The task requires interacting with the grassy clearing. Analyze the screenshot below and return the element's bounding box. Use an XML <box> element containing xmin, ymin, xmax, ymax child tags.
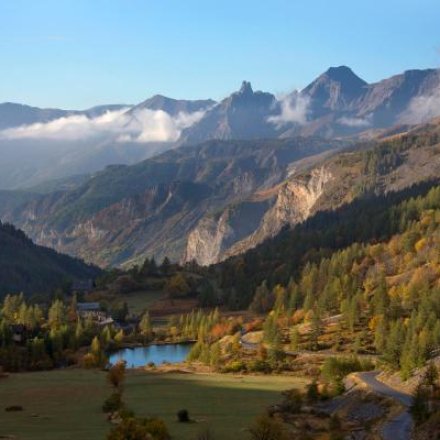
<box><xmin>122</xmin><ymin>290</ymin><xmax>165</xmax><ymax>315</ymax></box>
<box><xmin>0</xmin><ymin>369</ymin><xmax>307</xmax><ymax>440</ymax></box>
<box><xmin>86</xmin><ymin>288</ymin><xmax>165</xmax><ymax>316</ymax></box>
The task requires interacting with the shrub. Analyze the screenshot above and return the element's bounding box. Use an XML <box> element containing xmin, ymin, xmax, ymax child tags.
<box><xmin>306</xmin><ymin>381</ymin><xmax>319</xmax><ymax>402</ymax></box>
<box><xmin>247</xmin><ymin>359</ymin><xmax>272</xmax><ymax>373</ymax></box>
<box><xmin>177</xmin><ymin>409</ymin><xmax>190</xmax><ymax>422</ymax></box>
<box><xmin>143</xmin><ymin>417</ymin><xmax>170</xmax><ymax>440</ymax></box>
<box><xmin>107</xmin><ymin>416</ymin><xmax>170</xmax><ymax>439</ymax></box>
<box><xmin>221</xmin><ymin>360</ymin><xmax>247</xmax><ymax>373</ymax></box>
<box><xmin>248</xmin><ymin>414</ymin><xmax>288</xmax><ymax>440</ymax></box>
<box><xmin>280</xmin><ymin>389</ymin><xmax>303</xmax><ymax>413</ymax></box>
<box><xmin>81</xmin><ymin>353</ymin><xmax>100</xmax><ymax>369</ymax></box>
<box><xmin>5</xmin><ymin>405</ymin><xmax>23</xmax><ymax>412</ymax></box>
<box><xmin>102</xmin><ymin>392</ymin><xmax>124</xmax><ymax>413</ymax></box>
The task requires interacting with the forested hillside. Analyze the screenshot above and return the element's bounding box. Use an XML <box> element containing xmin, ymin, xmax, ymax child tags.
<box><xmin>0</xmin><ymin>222</ymin><xmax>100</xmax><ymax>297</ymax></box>
<box><xmin>213</xmin><ymin>181</ymin><xmax>440</xmax><ymax>377</ymax></box>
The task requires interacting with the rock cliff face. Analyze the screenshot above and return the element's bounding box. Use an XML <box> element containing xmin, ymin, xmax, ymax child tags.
<box><xmin>184</xmin><ymin>167</ymin><xmax>332</xmax><ymax>265</ymax></box>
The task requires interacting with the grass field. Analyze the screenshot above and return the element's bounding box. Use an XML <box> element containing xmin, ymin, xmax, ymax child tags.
<box><xmin>87</xmin><ymin>289</ymin><xmax>166</xmax><ymax>316</ymax></box>
<box><xmin>0</xmin><ymin>369</ymin><xmax>307</xmax><ymax>440</ymax></box>
<box><xmin>122</xmin><ymin>290</ymin><xmax>165</xmax><ymax>315</ymax></box>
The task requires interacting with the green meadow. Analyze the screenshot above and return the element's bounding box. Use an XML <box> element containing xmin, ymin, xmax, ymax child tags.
<box><xmin>0</xmin><ymin>369</ymin><xmax>306</xmax><ymax>440</ymax></box>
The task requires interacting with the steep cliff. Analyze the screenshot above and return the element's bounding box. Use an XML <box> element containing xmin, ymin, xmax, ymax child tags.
<box><xmin>184</xmin><ymin>167</ymin><xmax>332</xmax><ymax>265</ymax></box>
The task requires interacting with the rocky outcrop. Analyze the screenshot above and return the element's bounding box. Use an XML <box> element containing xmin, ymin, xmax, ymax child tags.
<box><xmin>184</xmin><ymin>167</ymin><xmax>332</xmax><ymax>265</ymax></box>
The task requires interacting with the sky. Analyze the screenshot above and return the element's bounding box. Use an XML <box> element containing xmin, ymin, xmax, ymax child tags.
<box><xmin>0</xmin><ymin>0</ymin><xmax>439</xmax><ymax>109</ymax></box>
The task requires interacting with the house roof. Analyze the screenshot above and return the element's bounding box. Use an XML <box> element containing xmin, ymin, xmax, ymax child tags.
<box><xmin>77</xmin><ymin>302</ymin><xmax>100</xmax><ymax>311</ymax></box>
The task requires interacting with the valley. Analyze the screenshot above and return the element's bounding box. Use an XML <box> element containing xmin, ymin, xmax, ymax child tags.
<box><xmin>2</xmin><ymin>15</ymin><xmax>440</xmax><ymax>436</ymax></box>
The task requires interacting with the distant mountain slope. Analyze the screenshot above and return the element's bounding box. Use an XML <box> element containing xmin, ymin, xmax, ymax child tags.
<box><xmin>0</xmin><ymin>97</ymin><xmax>213</xmax><ymax>190</ymax></box>
<box><xmin>0</xmin><ymin>137</ymin><xmax>343</xmax><ymax>266</ymax></box>
<box><xmin>0</xmin><ymin>102</ymin><xmax>130</xmax><ymax>130</ymax></box>
<box><xmin>293</xmin><ymin>66</ymin><xmax>440</xmax><ymax>137</ymax></box>
<box><xmin>179</xmin><ymin>81</ymin><xmax>279</xmax><ymax>144</ymax></box>
<box><xmin>128</xmin><ymin>95</ymin><xmax>215</xmax><ymax>116</ymax></box>
<box><xmin>0</xmin><ymin>221</ymin><xmax>100</xmax><ymax>297</ymax></box>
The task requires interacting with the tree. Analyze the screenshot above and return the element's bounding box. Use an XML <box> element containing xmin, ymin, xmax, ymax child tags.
<box><xmin>88</xmin><ymin>336</ymin><xmax>105</xmax><ymax>366</ymax></box>
<box><xmin>48</xmin><ymin>299</ymin><xmax>66</xmax><ymax>329</ymax></box>
<box><xmin>161</xmin><ymin>257</ymin><xmax>171</xmax><ymax>275</ymax></box>
<box><xmin>165</xmin><ymin>273</ymin><xmax>190</xmax><ymax>300</ymax></box>
<box><xmin>289</xmin><ymin>326</ymin><xmax>300</xmax><ymax>351</ymax></box>
<box><xmin>107</xmin><ymin>361</ymin><xmax>126</xmax><ymax>391</ymax></box>
<box><xmin>411</xmin><ymin>383</ymin><xmax>430</xmax><ymax>425</ymax></box>
<box><xmin>114</xmin><ymin>329</ymin><xmax>124</xmax><ymax>345</ymax></box>
<box><xmin>423</xmin><ymin>362</ymin><xmax>439</xmax><ymax>388</ymax></box>
<box><xmin>139</xmin><ymin>312</ymin><xmax>153</xmax><ymax>343</ymax></box>
<box><xmin>209</xmin><ymin>342</ymin><xmax>221</xmax><ymax>368</ymax></box>
<box><xmin>249</xmin><ymin>281</ymin><xmax>273</xmax><ymax>314</ymax></box>
<box><xmin>309</xmin><ymin>310</ymin><xmax>322</xmax><ymax>351</ymax></box>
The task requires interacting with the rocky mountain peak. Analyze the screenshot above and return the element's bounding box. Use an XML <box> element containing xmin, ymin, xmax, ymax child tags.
<box><xmin>324</xmin><ymin>66</ymin><xmax>367</xmax><ymax>86</ymax></box>
<box><xmin>301</xmin><ymin>65</ymin><xmax>367</xmax><ymax>116</ymax></box>
<box><xmin>238</xmin><ymin>81</ymin><xmax>254</xmax><ymax>96</ymax></box>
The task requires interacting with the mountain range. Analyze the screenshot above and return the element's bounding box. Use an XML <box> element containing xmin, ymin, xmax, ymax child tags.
<box><xmin>2</xmin><ymin>117</ymin><xmax>440</xmax><ymax>268</ymax></box>
<box><xmin>1</xmin><ymin>65</ymin><xmax>440</xmax><ymax>269</ymax></box>
<box><xmin>1</xmin><ymin>66</ymin><xmax>439</xmax><ymax>190</ymax></box>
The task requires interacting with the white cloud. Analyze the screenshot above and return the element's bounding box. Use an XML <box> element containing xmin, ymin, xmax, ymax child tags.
<box><xmin>0</xmin><ymin>108</ymin><xmax>206</xmax><ymax>143</ymax></box>
<box><xmin>268</xmin><ymin>92</ymin><xmax>310</xmax><ymax>127</ymax></box>
<box><xmin>338</xmin><ymin>115</ymin><xmax>372</xmax><ymax>128</ymax></box>
<box><xmin>399</xmin><ymin>88</ymin><xmax>440</xmax><ymax>124</ymax></box>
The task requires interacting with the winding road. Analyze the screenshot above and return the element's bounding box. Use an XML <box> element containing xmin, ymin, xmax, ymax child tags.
<box><xmin>356</xmin><ymin>371</ymin><xmax>413</xmax><ymax>440</ymax></box>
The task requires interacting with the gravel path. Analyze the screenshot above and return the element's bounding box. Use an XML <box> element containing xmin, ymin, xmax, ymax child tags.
<box><xmin>357</xmin><ymin>371</ymin><xmax>413</xmax><ymax>440</ymax></box>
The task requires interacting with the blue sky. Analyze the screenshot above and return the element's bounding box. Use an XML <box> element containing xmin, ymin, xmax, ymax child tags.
<box><xmin>1</xmin><ymin>0</ymin><xmax>439</xmax><ymax>109</ymax></box>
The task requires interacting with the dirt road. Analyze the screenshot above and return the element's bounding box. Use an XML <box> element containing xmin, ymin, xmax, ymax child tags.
<box><xmin>357</xmin><ymin>371</ymin><xmax>413</xmax><ymax>440</ymax></box>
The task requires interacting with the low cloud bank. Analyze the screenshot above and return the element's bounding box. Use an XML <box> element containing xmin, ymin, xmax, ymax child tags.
<box><xmin>338</xmin><ymin>115</ymin><xmax>372</xmax><ymax>128</ymax></box>
<box><xmin>268</xmin><ymin>92</ymin><xmax>310</xmax><ymax>127</ymax></box>
<box><xmin>0</xmin><ymin>108</ymin><xmax>206</xmax><ymax>143</ymax></box>
<box><xmin>399</xmin><ymin>88</ymin><xmax>440</xmax><ymax>124</ymax></box>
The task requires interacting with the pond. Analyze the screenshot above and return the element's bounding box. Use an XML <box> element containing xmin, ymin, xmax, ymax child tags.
<box><xmin>108</xmin><ymin>343</ymin><xmax>194</xmax><ymax>368</ymax></box>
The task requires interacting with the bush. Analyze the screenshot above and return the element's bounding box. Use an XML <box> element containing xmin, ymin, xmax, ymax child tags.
<box><xmin>280</xmin><ymin>389</ymin><xmax>303</xmax><ymax>413</ymax></box>
<box><xmin>81</xmin><ymin>353</ymin><xmax>100</xmax><ymax>369</ymax></box>
<box><xmin>248</xmin><ymin>414</ymin><xmax>288</xmax><ymax>440</ymax></box>
<box><xmin>102</xmin><ymin>392</ymin><xmax>124</xmax><ymax>413</ymax></box>
<box><xmin>142</xmin><ymin>417</ymin><xmax>170</xmax><ymax>440</ymax></box>
<box><xmin>5</xmin><ymin>405</ymin><xmax>23</xmax><ymax>412</ymax></box>
<box><xmin>221</xmin><ymin>360</ymin><xmax>247</xmax><ymax>373</ymax></box>
<box><xmin>177</xmin><ymin>409</ymin><xmax>190</xmax><ymax>422</ymax></box>
<box><xmin>306</xmin><ymin>381</ymin><xmax>319</xmax><ymax>402</ymax></box>
<box><xmin>247</xmin><ymin>359</ymin><xmax>272</xmax><ymax>373</ymax></box>
<box><xmin>107</xmin><ymin>416</ymin><xmax>170</xmax><ymax>440</ymax></box>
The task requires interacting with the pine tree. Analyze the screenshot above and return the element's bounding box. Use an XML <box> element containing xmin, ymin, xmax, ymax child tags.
<box><xmin>139</xmin><ymin>312</ymin><xmax>153</xmax><ymax>343</ymax></box>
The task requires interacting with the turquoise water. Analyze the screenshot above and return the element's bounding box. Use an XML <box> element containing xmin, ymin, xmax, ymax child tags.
<box><xmin>108</xmin><ymin>343</ymin><xmax>193</xmax><ymax>368</ymax></box>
